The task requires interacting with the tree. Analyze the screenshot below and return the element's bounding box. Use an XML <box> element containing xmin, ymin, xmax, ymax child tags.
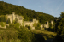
<box><xmin>18</xmin><ymin>27</ymin><xmax>34</xmax><ymax>42</ymax></box>
<box><xmin>0</xmin><ymin>1</ymin><xmax>54</xmax><ymax>24</ymax></box>
<box><xmin>55</xmin><ymin>12</ymin><xmax>64</xmax><ymax>35</ymax></box>
<box><xmin>60</xmin><ymin>12</ymin><xmax>64</xmax><ymax>18</ymax></box>
<box><xmin>35</xmin><ymin>23</ymin><xmax>41</xmax><ymax>30</ymax></box>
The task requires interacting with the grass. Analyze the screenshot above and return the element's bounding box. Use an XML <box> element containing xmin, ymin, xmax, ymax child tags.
<box><xmin>0</xmin><ymin>39</ymin><xmax>21</xmax><ymax>42</ymax></box>
<box><xmin>31</xmin><ymin>30</ymin><xmax>57</xmax><ymax>36</ymax></box>
<box><xmin>31</xmin><ymin>30</ymin><xmax>57</xmax><ymax>40</ymax></box>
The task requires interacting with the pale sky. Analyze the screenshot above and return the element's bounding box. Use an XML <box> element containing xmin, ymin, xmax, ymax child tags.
<box><xmin>0</xmin><ymin>0</ymin><xmax>64</xmax><ymax>17</ymax></box>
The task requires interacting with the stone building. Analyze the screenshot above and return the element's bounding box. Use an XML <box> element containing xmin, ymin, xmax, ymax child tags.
<box><xmin>24</xmin><ymin>18</ymin><xmax>38</xmax><ymax>30</ymax></box>
<box><xmin>6</xmin><ymin>12</ymin><xmax>38</xmax><ymax>30</ymax></box>
<box><xmin>6</xmin><ymin>12</ymin><xmax>24</xmax><ymax>26</ymax></box>
<box><xmin>0</xmin><ymin>12</ymin><xmax>53</xmax><ymax>30</ymax></box>
<box><xmin>41</xmin><ymin>21</ymin><xmax>53</xmax><ymax>30</ymax></box>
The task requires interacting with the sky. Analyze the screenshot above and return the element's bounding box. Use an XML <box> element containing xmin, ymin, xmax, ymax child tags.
<box><xmin>0</xmin><ymin>0</ymin><xmax>64</xmax><ymax>17</ymax></box>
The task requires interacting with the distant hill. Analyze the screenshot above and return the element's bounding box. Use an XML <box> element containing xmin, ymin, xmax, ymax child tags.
<box><xmin>0</xmin><ymin>1</ymin><xmax>54</xmax><ymax>24</ymax></box>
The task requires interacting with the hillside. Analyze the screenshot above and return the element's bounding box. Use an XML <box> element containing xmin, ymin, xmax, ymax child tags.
<box><xmin>0</xmin><ymin>1</ymin><xmax>54</xmax><ymax>24</ymax></box>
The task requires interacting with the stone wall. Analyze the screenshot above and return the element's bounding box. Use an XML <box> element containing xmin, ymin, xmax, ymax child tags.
<box><xmin>41</xmin><ymin>20</ymin><xmax>53</xmax><ymax>30</ymax></box>
<box><xmin>24</xmin><ymin>19</ymin><xmax>39</xmax><ymax>30</ymax></box>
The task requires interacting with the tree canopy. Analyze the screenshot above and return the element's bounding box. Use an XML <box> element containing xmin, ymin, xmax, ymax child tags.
<box><xmin>0</xmin><ymin>1</ymin><xmax>54</xmax><ymax>24</ymax></box>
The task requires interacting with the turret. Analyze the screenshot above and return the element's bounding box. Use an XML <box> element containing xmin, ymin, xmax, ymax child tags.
<box><xmin>51</xmin><ymin>20</ymin><xmax>53</xmax><ymax>25</ymax></box>
<box><xmin>51</xmin><ymin>20</ymin><xmax>53</xmax><ymax>28</ymax></box>
<box><xmin>46</xmin><ymin>21</ymin><xmax>49</xmax><ymax>28</ymax></box>
<box><xmin>12</xmin><ymin>12</ymin><xmax>15</xmax><ymax>23</ymax></box>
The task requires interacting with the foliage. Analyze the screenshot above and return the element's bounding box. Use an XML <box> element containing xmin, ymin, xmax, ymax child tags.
<box><xmin>9</xmin><ymin>23</ymin><xmax>20</xmax><ymax>30</ymax></box>
<box><xmin>0</xmin><ymin>15</ymin><xmax>6</xmax><ymax>22</ymax></box>
<box><xmin>49</xmin><ymin>23</ymin><xmax>53</xmax><ymax>29</ymax></box>
<box><xmin>46</xmin><ymin>23</ymin><xmax>54</xmax><ymax>32</ymax></box>
<box><xmin>14</xmin><ymin>18</ymin><xmax>18</xmax><ymax>24</ymax></box>
<box><xmin>18</xmin><ymin>26</ymin><xmax>35</xmax><ymax>42</ymax></box>
<box><xmin>0</xmin><ymin>30</ymin><xmax>18</xmax><ymax>40</ymax></box>
<box><xmin>0</xmin><ymin>25</ymin><xmax>36</xmax><ymax>42</ymax></box>
<box><xmin>0</xmin><ymin>39</ymin><xmax>21</xmax><ymax>42</ymax></box>
<box><xmin>25</xmin><ymin>25</ymin><xmax>30</xmax><ymax>30</ymax></box>
<box><xmin>60</xmin><ymin>12</ymin><xmax>64</xmax><ymax>18</ymax></box>
<box><xmin>0</xmin><ymin>1</ymin><xmax>54</xmax><ymax>24</ymax></box>
<box><xmin>54</xmin><ymin>12</ymin><xmax>64</xmax><ymax>35</ymax></box>
<box><xmin>35</xmin><ymin>23</ymin><xmax>41</xmax><ymax>30</ymax></box>
<box><xmin>0</xmin><ymin>22</ymin><xmax>6</xmax><ymax>27</ymax></box>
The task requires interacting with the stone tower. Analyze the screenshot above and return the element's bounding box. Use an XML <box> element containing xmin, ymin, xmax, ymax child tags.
<box><xmin>51</xmin><ymin>20</ymin><xmax>53</xmax><ymax>28</ymax></box>
<box><xmin>46</xmin><ymin>21</ymin><xmax>49</xmax><ymax>28</ymax></box>
<box><xmin>33</xmin><ymin>19</ymin><xmax>36</xmax><ymax>23</ymax></box>
<box><xmin>12</xmin><ymin>12</ymin><xmax>15</xmax><ymax>23</ymax></box>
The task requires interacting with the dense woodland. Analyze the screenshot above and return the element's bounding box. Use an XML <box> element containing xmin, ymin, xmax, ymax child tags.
<box><xmin>54</xmin><ymin>12</ymin><xmax>64</xmax><ymax>35</ymax></box>
<box><xmin>0</xmin><ymin>1</ymin><xmax>64</xmax><ymax>42</ymax></box>
<box><xmin>0</xmin><ymin>1</ymin><xmax>54</xmax><ymax>24</ymax></box>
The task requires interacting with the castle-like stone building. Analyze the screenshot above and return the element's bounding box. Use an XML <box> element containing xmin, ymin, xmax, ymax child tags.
<box><xmin>6</xmin><ymin>12</ymin><xmax>39</xmax><ymax>30</ymax></box>
<box><xmin>6</xmin><ymin>12</ymin><xmax>24</xmax><ymax>26</ymax></box>
<box><xmin>41</xmin><ymin>21</ymin><xmax>53</xmax><ymax>30</ymax></box>
<box><xmin>0</xmin><ymin>12</ymin><xmax>53</xmax><ymax>30</ymax></box>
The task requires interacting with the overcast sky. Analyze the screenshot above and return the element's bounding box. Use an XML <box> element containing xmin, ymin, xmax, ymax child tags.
<box><xmin>0</xmin><ymin>0</ymin><xmax>64</xmax><ymax>17</ymax></box>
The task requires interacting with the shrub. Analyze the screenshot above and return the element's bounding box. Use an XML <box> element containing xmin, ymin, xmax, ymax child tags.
<box><xmin>35</xmin><ymin>23</ymin><xmax>41</xmax><ymax>30</ymax></box>
<box><xmin>18</xmin><ymin>27</ymin><xmax>35</xmax><ymax>42</ymax></box>
<box><xmin>9</xmin><ymin>23</ymin><xmax>20</xmax><ymax>29</ymax></box>
<box><xmin>0</xmin><ymin>22</ymin><xmax>6</xmax><ymax>27</ymax></box>
<box><xmin>0</xmin><ymin>30</ymin><xmax>18</xmax><ymax>40</ymax></box>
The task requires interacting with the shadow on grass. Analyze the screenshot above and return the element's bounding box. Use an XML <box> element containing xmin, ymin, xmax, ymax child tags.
<box><xmin>45</xmin><ymin>28</ymin><xmax>54</xmax><ymax>32</ymax></box>
<box><xmin>34</xmin><ymin>34</ymin><xmax>45</xmax><ymax>42</ymax></box>
<box><xmin>53</xmin><ymin>35</ymin><xmax>63</xmax><ymax>42</ymax></box>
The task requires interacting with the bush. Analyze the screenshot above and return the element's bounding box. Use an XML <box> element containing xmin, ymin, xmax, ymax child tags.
<box><xmin>0</xmin><ymin>22</ymin><xmax>6</xmax><ymax>27</ymax></box>
<box><xmin>18</xmin><ymin>27</ymin><xmax>35</xmax><ymax>42</ymax></box>
<box><xmin>35</xmin><ymin>23</ymin><xmax>41</xmax><ymax>30</ymax></box>
<box><xmin>9</xmin><ymin>23</ymin><xmax>20</xmax><ymax>29</ymax></box>
<box><xmin>0</xmin><ymin>30</ymin><xmax>18</xmax><ymax>40</ymax></box>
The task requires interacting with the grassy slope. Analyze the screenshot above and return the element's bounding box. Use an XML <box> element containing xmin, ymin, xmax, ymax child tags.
<box><xmin>31</xmin><ymin>30</ymin><xmax>57</xmax><ymax>40</ymax></box>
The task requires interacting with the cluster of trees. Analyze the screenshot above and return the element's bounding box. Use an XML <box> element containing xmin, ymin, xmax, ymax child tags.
<box><xmin>0</xmin><ymin>1</ymin><xmax>54</xmax><ymax>24</ymax></box>
<box><xmin>54</xmin><ymin>12</ymin><xmax>64</xmax><ymax>35</ymax></box>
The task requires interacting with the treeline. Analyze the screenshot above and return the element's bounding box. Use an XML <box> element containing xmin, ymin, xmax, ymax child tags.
<box><xmin>0</xmin><ymin>1</ymin><xmax>54</xmax><ymax>24</ymax></box>
<box><xmin>54</xmin><ymin>12</ymin><xmax>64</xmax><ymax>36</ymax></box>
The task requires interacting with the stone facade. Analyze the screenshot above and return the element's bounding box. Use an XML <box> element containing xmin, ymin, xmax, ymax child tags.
<box><xmin>6</xmin><ymin>12</ymin><xmax>24</xmax><ymax>26</ymax></box>
<box><xmin>0</xmin><ymin>12</ymin><xmax>53</xmax><ymax>30</ymax></box>
<box><xmin>41</xmin><ymin>21</ymin><xmax>53</xmax><ymax>30</ymax></box>
<box><xmin>24</xmin><ymin>18</ymin><xmax>38</xmax><ymax>30</ymax></box>
<box><xmin>6</xmin><ymin>12</ymin><xmax>38</xmax><ymax>30</ymax></box>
